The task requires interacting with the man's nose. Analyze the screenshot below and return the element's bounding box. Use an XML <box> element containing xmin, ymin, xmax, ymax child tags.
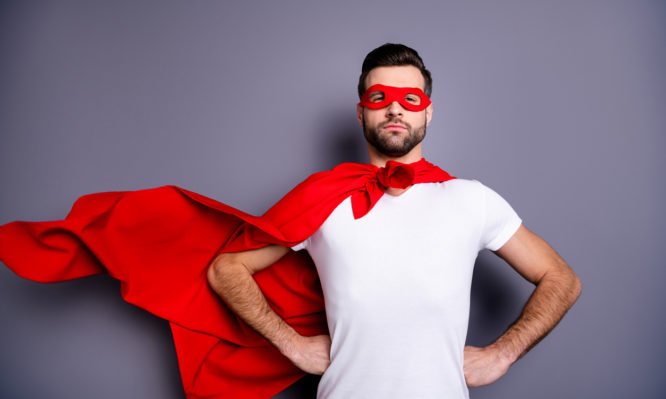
<box><xmin>386</xmin><ymin>101</ymin><xmax>403</xmax><ymax>117</ymax></box>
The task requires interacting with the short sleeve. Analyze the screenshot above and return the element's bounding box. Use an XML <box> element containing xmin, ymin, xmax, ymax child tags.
<box><xmin>478</xmin><ymin>182</ymin><xmax>522</xmax><ymax>251</ymax></box>
<box><xmin>291</xmin><ymin>238</ymin><xmax>309</xmax><ymax>252</ymax></box>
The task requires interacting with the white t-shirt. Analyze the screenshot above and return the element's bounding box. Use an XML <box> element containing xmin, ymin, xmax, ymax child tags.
<box><xmin>292</xmin><ymin>179</ymin><xmax>522</xmax><ymax>399</ymax></box>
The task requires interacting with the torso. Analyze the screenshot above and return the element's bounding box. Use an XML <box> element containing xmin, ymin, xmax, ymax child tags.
<box><xmin>295</xmin><ymin>179</ymin><xmax>520</xmax><ymax>399</ymax></box>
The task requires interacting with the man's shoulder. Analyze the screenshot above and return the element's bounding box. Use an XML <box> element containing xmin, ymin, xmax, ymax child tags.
<box><xmin>261</xmin><ymin>162</ymin><xmax>374</xmax><ymax>235</ymax></box>
<box><xmin>417</xmin><ymin>178</ymin><xmax>507</xmax><ymax>208</ymax></box>
<box><xmin>424</xmin><ymin>177</ymin><xmax>486</xmax><ymax>194</ymax></box>
<box><xmin>284</xmin><ymin>162</ymin><xmax>376</xmax><ymax>194</ymax></box>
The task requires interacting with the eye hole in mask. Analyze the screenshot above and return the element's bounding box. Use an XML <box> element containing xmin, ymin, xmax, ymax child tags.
<box><xmin>358</xmin><ymin>84</ymin><xmax>431</xmax><ymax>112</ymax></box>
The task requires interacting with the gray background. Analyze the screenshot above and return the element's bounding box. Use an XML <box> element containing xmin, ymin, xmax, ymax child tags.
<box><xmin>1</xmin><ymin>1</ymin><xmax>664</xmax><ymax>398</ymax></box>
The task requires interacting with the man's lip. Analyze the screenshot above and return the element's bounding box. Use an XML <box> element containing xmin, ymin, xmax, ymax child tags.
<box><xmin>383</xmin><ymin>124</ymin><xmax>406</xmax><ymax>130</ymax></box>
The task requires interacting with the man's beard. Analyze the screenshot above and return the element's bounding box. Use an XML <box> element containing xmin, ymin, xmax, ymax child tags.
<box><xmin>363</xmin><ymin>117</ymin><xmax>426</xmax><ymax>157</ymax></box>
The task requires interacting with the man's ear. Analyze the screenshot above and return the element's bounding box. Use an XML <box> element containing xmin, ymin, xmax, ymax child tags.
<box><xmin>425</xmin><ymin>104</ymin><xmax>433</xmax><ymax>126</ymax></box>
<box><xmin>356</xmin><ymin>104</ymin><xmax>364</xmax><ymax>127</ymax></box>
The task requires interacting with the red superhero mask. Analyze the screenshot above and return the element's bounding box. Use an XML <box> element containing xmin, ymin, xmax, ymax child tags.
<box><xmin>358</xmin><ymin>84</ymin><xmax>431</xmax><ymax>112</ymax></box>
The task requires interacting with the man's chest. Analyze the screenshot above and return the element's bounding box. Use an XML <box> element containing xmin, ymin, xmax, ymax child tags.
<box><xmin>305</xmin><ymin>182</ymin><xmax>485</xmax><ymax>309</ymax></box>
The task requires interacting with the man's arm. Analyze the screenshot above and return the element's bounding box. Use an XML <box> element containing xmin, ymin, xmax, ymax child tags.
<box><xmin>207</xmin><ymin>245</ymin><xmax>331</xmax><ymax>375</ymax></box>
<box><xmin>463</xmin><ymin>224</ymin><xmax>582</xmax><ymax>387</ymax></box>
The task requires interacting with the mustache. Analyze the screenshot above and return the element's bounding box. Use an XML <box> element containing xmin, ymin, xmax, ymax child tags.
<box><xmin>379</xmin><ymin>118</ymin><xmax>412</xmax><ymax>129</ymax></box>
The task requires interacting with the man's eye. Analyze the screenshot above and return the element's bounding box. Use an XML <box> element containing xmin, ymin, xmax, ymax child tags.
<box><xmin>405</xmin><ymin>94</ymin><xmax>421</xmax><ymax>104</ymax></box>
<box><xmin>370</xmin><ymin>92</ymin><xmax>385</xmax><ymax>102</ymax></box>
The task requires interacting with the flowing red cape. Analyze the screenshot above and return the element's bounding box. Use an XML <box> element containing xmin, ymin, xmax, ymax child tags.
<box><xmin>0</xmin><ymin>159</ymin><xmax>454</xmax><ymax>398</ymax></box>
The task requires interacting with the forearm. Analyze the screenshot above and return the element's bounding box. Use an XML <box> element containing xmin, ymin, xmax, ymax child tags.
<box><xmin>492</xmin><ymin>263</ymin><xmax>581</xmax><ymax>362</ymax></box>
<box><xmin>207</xmin><ymin>253</ymin><xmax>298</xmax><ymax>354</ymax></box>
<box><xmin>464</xmin><ymin>225</ymin><xmax>581</xmax><ymax>387</ymax></box>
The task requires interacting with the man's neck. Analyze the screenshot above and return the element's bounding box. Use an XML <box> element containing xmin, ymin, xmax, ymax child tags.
<box><xmin>367</xmin><ymin>144</ymin><xmax>423</xmax><ymax>168</ymax></box>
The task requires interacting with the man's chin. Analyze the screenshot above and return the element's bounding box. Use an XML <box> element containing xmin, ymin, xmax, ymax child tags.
<box><xmin>369</xmin><ymin>142</ymin><xmax>412</xmax><ymax>158</ymax></box>
<box><xmin>364</xmin><ymin>126</ymin><xmax>425</xmax><ymax>158</ymax></box>
<box><xmin>381</xmin><ymin>128</ymin><xmax>409</xmax><ymax>137</ymax></box>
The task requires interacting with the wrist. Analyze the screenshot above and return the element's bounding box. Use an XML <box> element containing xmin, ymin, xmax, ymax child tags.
<box><xmin>274</xmin><ymin>329</ymin><xmax>304</xmax><ymax>358</ymax></box>
<box><xmin>488</xmin><ymin>340</ymin><xmax>520</xmax><ymax>366</ymax></box>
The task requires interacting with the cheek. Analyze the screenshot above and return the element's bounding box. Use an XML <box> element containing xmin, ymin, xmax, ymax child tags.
<box><xmin>403</xmin><ymin>113</ymin><xmax>426</xmax><ymax>127</ymax></box>
<box><xmin>356</xmin><ymin>105</ymin><xmax>365</xmax><ymax>125</ymax></box>
<box><xmin>362</xmin><ymin>109</ymin><xmax>382</xmax><ymax>126</ymax></box>
<box><xmin>420</xmin><ymin>111</ymin><xmax>430</xmax><ymax>125</ymax></box>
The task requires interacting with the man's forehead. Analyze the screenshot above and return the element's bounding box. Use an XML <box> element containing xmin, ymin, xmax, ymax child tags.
<box><xmin>364</xmin><ymin>65</ymin><xmax>425</xmax><ymax>91</ymax></box>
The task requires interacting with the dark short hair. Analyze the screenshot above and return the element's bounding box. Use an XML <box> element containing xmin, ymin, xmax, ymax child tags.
<box><xmin>357</xmin><ymin>43</ymin><xmax>433</xmax><ymax>98</ymax></box>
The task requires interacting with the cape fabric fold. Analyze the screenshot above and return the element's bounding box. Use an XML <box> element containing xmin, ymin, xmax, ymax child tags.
<box><xmin>0</xmin><ymin>159</ymin><xmax>454</xmax><ymax>398</ymax></box>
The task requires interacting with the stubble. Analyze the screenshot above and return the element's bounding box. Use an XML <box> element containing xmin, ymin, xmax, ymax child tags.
<box><xmin>363</xmin><ymin>117</ymin><xmax>427</xmax><ymax>157</ymax></box>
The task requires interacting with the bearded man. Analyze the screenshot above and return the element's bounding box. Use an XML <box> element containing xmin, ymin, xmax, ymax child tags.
<box><xmin>207</xmin><ymin>43</ymin><xmax>582</xmax><ymax>399</ymax></box>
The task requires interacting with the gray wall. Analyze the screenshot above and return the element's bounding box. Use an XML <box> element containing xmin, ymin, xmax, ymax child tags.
<box><xmin>1</xmin><ymin>1</ymin><xmax>664</xmax><ymax>398</ymax></box>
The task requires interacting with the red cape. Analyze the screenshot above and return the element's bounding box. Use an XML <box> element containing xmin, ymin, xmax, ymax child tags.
<box><xmin>0</xmin><ymin>159</ymin><xmax>454</xmax><ymax>399</ymax></box>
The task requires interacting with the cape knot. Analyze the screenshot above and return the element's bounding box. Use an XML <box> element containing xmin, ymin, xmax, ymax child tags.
<box><xmin>375</xmin><ymin>161</ymin><xmax>416</xmax><ymax>189</ymax></box>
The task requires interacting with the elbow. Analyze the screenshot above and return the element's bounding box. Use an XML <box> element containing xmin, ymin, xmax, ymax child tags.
<box><xmin>558</xmin><ymin>260</ymin><xmax>582</xmax><ymax>305</ymax></box>
<box><xmin>545</xmin><ymin>259</ymin><xmax>582</xmax><ymax>305</ymax></box>
<box><xmin>207</xmin><ymin>253</ymin><xmax>239</xmax><ymax>289</ymax></box>
<box><xmin>570</xmin><ymin>271</ymin><xmax>582</xmax><ymax>303</ymax></box>
<box><xmin>207</xmin><ymin>255</ymin><xmax>223</xmax><ymax>289</ymax></box>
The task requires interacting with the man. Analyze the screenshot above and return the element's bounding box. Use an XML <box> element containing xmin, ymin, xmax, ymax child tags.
<box><xmin>207</xmin><ymin>43</ymin><xmax>582</xmax><ymax>398</ymax></box>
